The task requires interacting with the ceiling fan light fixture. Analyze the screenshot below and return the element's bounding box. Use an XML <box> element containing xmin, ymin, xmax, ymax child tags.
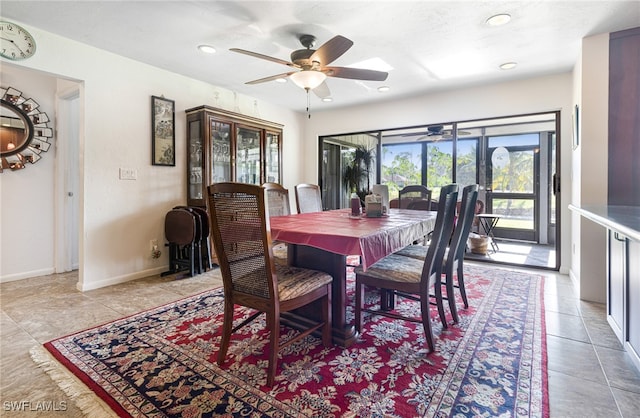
<box><xmin>290</xmin><ymin>70</ymin><xmax>327</xmax><ymax>90</ymax></box>
<box><xmin>486</xmin><ymin>14</ymin><xmax>511</xmax><ymax>26</ymax></box>
<box><xmin>197</xmin><ymin>44</ymin><xmax>216</xmax><ymax>54</ymax></box>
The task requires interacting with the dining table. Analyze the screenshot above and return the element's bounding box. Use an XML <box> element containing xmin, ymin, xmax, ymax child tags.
<box><xmin>270</xmin><ymin>208</ymin><xmax>437</xmax><ymax>347</ymax></box>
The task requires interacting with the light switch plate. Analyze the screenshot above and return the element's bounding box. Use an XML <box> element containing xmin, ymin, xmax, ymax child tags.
<box><xmin>119</xmin><ymin>168</ymin><xmax>137</xmax><ymax>180</ymax></box>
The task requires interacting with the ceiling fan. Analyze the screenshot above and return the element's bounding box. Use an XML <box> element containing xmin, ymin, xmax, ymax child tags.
<box><xmin>230</xmin><ymin>34</ymin><xmax>388</xmax><ymax>99</ymax></box>
<box><xmin>402</xmin><ymin>125</ymin><xmax>472</xmax><ymax>141</ymax></box>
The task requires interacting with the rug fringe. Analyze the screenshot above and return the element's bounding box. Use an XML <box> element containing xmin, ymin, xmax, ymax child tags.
<box><xmin>29</xmin><ymin>345</ymin><xmax>118</xmax><ymax>418</ymax></box>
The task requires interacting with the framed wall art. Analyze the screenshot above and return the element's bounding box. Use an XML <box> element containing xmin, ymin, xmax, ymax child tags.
<box><xmin>152</xmin><ymin>95</ymin><xmax>175</xmax><ymax>166</ymax></box>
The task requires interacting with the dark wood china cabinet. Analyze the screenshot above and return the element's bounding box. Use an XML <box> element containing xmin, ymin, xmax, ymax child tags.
<box><xmin>185</xmin><ymin>106</ymin><xmax>283</xmax><ymax>207</ymax></box>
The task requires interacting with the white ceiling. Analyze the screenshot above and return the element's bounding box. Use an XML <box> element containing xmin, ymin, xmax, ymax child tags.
<box><xmin>2</xmin><ymin>1</ymin><xmax>639</xmax><ymax>112</ymax></box>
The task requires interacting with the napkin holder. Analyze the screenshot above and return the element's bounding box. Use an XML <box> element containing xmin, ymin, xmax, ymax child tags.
<box><xmin>365</xmin><ymin>194</ymin><xmax>383</xmax><ymax>218</ymax></box>
<box><xmin>371</xmin><ymin>184</ymin><xmax>389</xmax><ymax>214</ymax></box>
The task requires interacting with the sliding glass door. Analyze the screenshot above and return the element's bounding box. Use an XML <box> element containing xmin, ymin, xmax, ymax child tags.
<box><xmin>319</xmin><ymin>111</ymin><xmax>560</xmax><ymax>270</ymax></box>
<box><xmin>320</xmin><ymin>134</ymin><xmax>378</xmax><ymax>210</ymax></box>
<box><xmin>485</xmin><ymin>135</ymin><xmax>540</xmax><ymax>242</ymax></box>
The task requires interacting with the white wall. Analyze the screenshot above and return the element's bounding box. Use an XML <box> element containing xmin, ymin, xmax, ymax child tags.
<box><xmin>570</xmin><ymin>43</ymin><xmax>583</xmax><ymax>290</ymax></box>
<box><xmin>574</xmin><ymin>33</ymin><xmax>610</xmax><ymax>303</ymax></box>
<box><xmin>305</xmin><ymin>74</ymin><xmax>574</xmax><ymax>273</ymax></box>
<box><xmin>0</xmin><ymin>66</ymin><xmax>57</xmax><ymax>279</ymax></box>
<box><xmin>0</xmin><ymin>21</ymin><xmax>305</xmax><ymax>290</ymax></box>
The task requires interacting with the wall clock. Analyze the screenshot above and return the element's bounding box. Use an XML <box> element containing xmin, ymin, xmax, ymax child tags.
<box><xmin>0</xmin><ymin>21</ymin><xmax>36</xmax><ymax>61</ymax></box>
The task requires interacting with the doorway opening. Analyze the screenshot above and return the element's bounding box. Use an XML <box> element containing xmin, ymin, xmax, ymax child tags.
<box><xmin>55</xmin><ymin>86</ymin><xmax>81</xmax><ymax>274</ymax></box>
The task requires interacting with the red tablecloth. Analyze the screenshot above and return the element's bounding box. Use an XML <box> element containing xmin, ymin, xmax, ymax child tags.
<box><xmin>270</xmin><ymin>208</ymin><xmax>436</xmax><ymax>270</ymax></box>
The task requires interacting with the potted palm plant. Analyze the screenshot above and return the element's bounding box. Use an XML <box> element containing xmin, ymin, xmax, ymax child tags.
<box><xmin>342</xmin><ymin>145</ymin><xmax>374</xmax><ymax>204</ymax></box>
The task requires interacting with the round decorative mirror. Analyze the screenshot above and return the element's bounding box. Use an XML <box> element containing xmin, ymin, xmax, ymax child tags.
<box><xmin>0</xmin><ymin>87</ymin><xmax>52</xmax><ymax>172</ymax></box>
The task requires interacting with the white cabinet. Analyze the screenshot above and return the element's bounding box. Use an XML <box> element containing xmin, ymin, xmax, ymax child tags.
<box><xmin>607</xmin><ymin>230</ymin><xmax>640</xmax><ymax>371</ymax></box>
<box><xmin>608</xmin><ymin>230</ymin><xmax>626</xmax><ymax>340</ymax></box>
<box><xmin>627</xmin><ymin>239</ymin><xmax>640</xmax><ymax>367</ymax></box>
<box><xmin>570</xmin><ymin>205</ymin><xmax>640</xmax><ymax>373</ymax></box>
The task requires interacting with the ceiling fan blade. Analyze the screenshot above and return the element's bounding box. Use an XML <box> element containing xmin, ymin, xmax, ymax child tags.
<box><xmin>323</xmin><ymin>66</ymin><xmax>388</xmax><ymax>81</ymax></box>
<box><xmin>245</xmin><ymin>72</ymin><xmax>296</xmax><ymax>85</ymax></box>
<box><xmin>310</xmin><ymin>35</ymin><xmax>353</xmax><ymax>65</ymax></box>
<box><xmin>313</xmin><ymin>81</ymin><xmax>331</xmax><ymax>99</ymax></box>
<box><xmin>230</xmin><ymin>48</ymin><xmax>298</xmax><ymax>68</ymax></box>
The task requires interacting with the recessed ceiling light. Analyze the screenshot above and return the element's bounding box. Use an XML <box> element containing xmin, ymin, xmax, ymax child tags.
<box><xmin>275</xmin><ymin>78</ymin><xmax>287</xmax><ymax>83</ymax></box>
<box><xmin>499</xmin><ymin>62</ymin><xmax>517</xmax><ymax>70</ymax></box>
<box><xmin>378</xmin><ymin>86</ymin><xmax>390</xmax><ymax>92</ymax></box>
<box><xmin>486</xmin><ymin>14</ymin><xmax>511</xmax><ymax>26</ymax></box>
<box><xmin>197</xmin><ymin>44</ymin><xmax>216</xmax><ymax>54</ymax></box>
<box><xmin>322</xmin><ymin>97</ymin><xmax>333</xmax><ymax>102</ymax></box>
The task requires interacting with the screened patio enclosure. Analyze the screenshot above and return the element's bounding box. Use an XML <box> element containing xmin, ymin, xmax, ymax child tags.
<box><xmin>319</xmin><ymin>112</ymin><xmax>559</xmax><ymax>270</ymax></box>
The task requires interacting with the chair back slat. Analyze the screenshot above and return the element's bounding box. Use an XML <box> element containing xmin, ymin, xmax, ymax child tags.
<box><xmin>208</xmin><ymin>183</ymin><xmax>275</xmax><ymax>300</ymax></box>
<box><xmin>420</xmin><ymin>184</ymin><xmax>458</xmax><ymax>288</ymax></box>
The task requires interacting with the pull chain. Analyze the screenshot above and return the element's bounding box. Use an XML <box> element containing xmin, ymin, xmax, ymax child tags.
<box><xmin>305</xmin><ymin>88</ymin><xmax>311</xmax><ymax>119</ymax></box>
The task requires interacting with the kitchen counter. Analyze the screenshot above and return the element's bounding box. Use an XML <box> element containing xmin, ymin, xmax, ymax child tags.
<box><xmin>568</xmin><ymin>205</ymin><xmax>640</xmax><ymax>240</ymax></box>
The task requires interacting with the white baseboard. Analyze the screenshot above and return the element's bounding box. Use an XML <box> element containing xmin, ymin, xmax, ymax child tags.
<box><xmin>0</xmin><ymin>268</ymin><xmax>56</xmax><ymax>283</ymax></box>
<box><xmin>77</xmin><ymin>266</ymin><xmax>168</xmax><ymax>291</ymax></box>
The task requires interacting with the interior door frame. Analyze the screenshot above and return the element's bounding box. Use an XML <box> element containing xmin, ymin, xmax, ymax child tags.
<box><xmin>55</xmin><ymin>84</ymin><xmax>82</xmax><ymax>274</ymax></box>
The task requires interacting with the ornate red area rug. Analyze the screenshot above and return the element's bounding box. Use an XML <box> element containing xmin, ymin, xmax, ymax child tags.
<box><xmin>36</xmin><ymin>265</ymin><xmax>548</xmax><ymax>417</ymax></box>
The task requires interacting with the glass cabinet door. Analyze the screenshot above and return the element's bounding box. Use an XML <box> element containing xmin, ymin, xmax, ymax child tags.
<box><xmin>188</xmin><ymin>119</ymin><xmax>203</xmax><ymax>201</ymax></box>
<box><xmin>265</xmin><ymin>131</ymin><xmax>281</xmax><ymax>183</ymax></box>
<box><xmin>236</xmin><ymin>125</ymin><xmax>262</xmax><ymax>184</ymax></box>
<box><xmin>210</xmin><ymin>119</ymin><xmax>232</xmax><ymax>183</ymax></box>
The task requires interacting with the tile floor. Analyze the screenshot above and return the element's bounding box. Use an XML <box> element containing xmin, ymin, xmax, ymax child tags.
<box><xmin>466</xmin><ymin>240</ymin><xmax>557</xmax><ymax>269</ymax></box>
<box><xmin>1</xmin><ymin>263</ymin><xmax>640</xmax><ymax>417</ymax></box>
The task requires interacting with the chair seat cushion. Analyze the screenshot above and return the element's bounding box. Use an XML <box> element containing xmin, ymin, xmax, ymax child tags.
<box><xmin>395</xmin><ymin>244</ymin><xmax>450</xmax><ymax>262</ymax></box>
<box><xmin>394</xmin><ymin>244</ymin><xmax>428</xmax><ymax>260</ymax></box>
<box><xmin>354</xmin><ymin>253</ymin><xmax>424</xmax><ymax>285</ymax></box>
<box><xmin>276</xmin><ymin>264</ymin><xmax>332</xmax><ymax>301</ymax></box>
<box><xmin>272</xmin><ymin>242</ymin><xmax>288</xmax><ymax>260</ymax></box>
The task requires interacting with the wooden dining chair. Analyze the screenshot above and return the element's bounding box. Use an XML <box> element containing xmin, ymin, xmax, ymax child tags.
<box><xmin>354</xmin><ymin>183</ymin><xmax>459</xmax><ymax>352</ymax></box>
<box><xmin>400</xmin><ymin>185</ymin><xmax>435</xmax><ymax>244</ymax></box>
<box><xmin>207</xmin><ymin>182</ymin><xmax>333</xmax><ymax>387</ymax></box>
<box><xmin>398</xmin><ymin>185</ymin><xmax>432</xmax><ymax>209</ymax></box>
<box><xmin>394</xmin><ymin>184</ymin><xmax>479</xmax><ymax>324</ymax></box>
<box><xmin>295</xmin><ymin>183</ymin><xmax>323</xmax><ymax>213</ymax></box>
<box><xmin>262</xmin><ymin>182</ymin><xmax>291</xmax><ymax>261</ymax></box>
<box><xmin>263</xmin><ymin>182</ymin><xmax>291</xmax><ymax>217</ymax></box>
